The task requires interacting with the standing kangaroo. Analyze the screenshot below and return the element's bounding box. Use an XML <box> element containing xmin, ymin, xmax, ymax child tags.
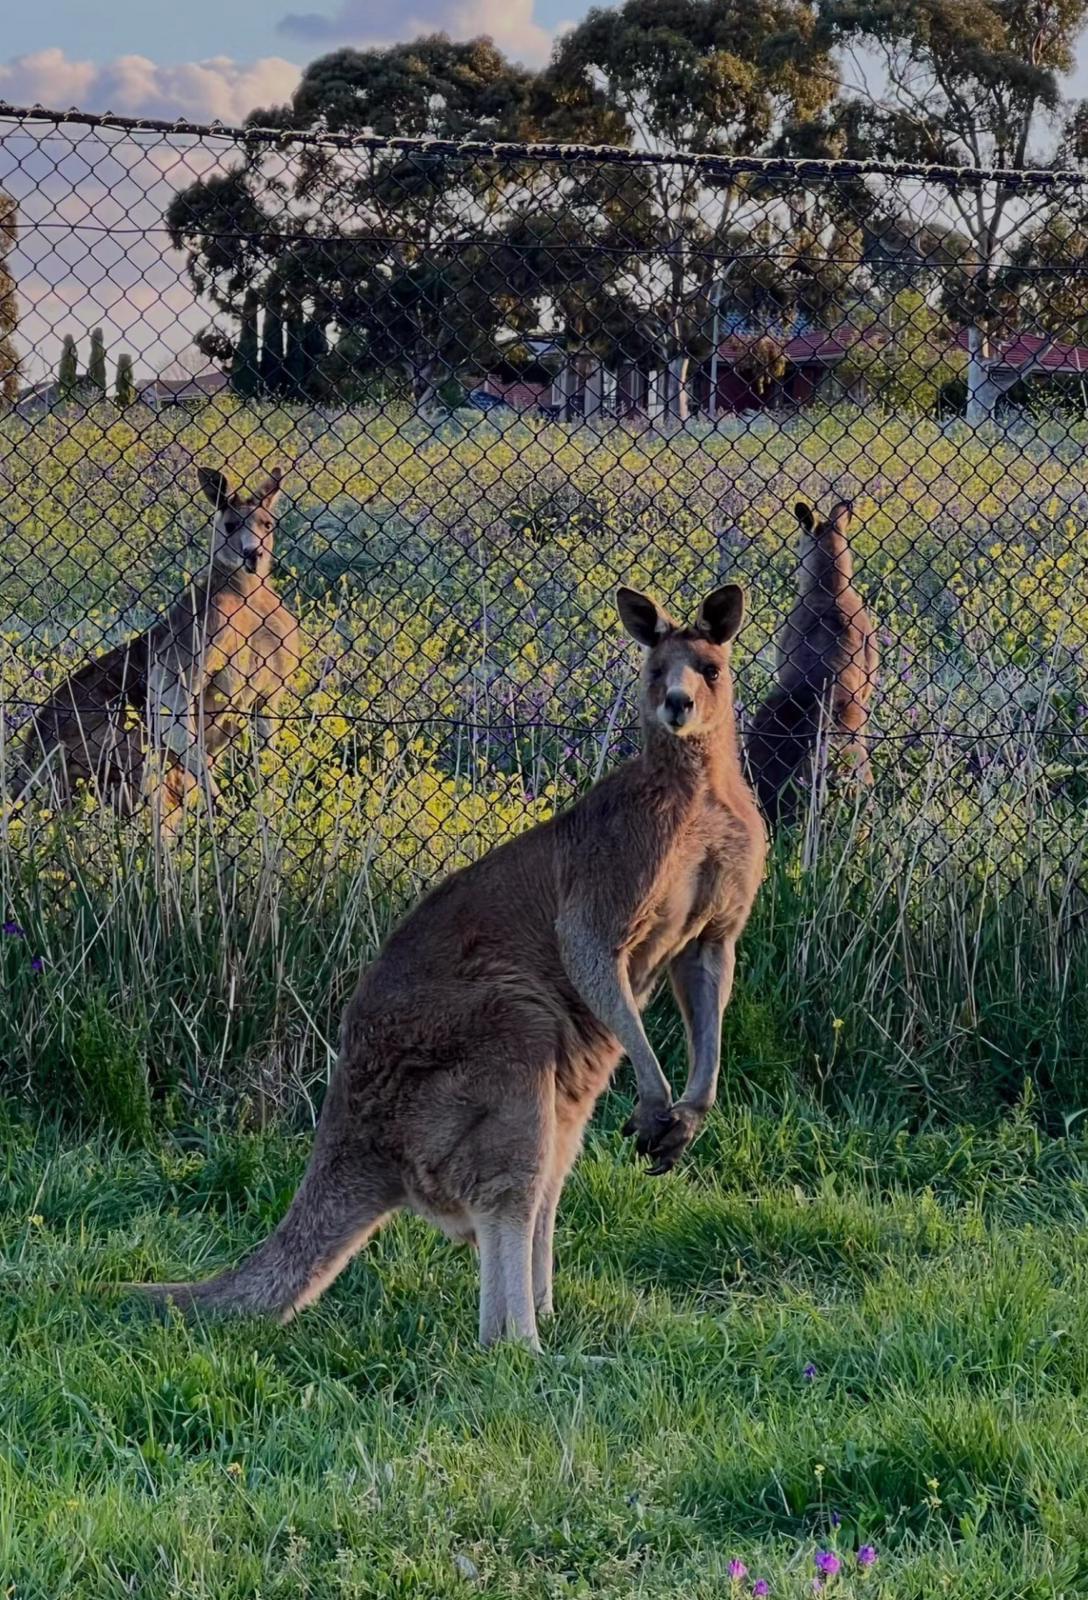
<box><xmin>11</xmin><ymin>466</ymin><xmax>299</xmax><ymax>819</ymax></box>
<box><xmin>746</xmin><ymin>500</ymin><xmax>878</xmax><ymax>826</ymax></box>
<box><xmin>133</xmin><ymin>583</ymin><xmax>766</xmax><ymax>1350</ymax></box>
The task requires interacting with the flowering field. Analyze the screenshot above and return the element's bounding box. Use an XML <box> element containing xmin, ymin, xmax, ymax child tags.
<box><xmin>1</xmin><ymin>399</ymin><xmax>1088</xmax><ymax>1595</ymax></box>
<box><xmin>1</xmin><ymin>396</ymin><xmax>1086</xmax><ymax>1120</ymax></box>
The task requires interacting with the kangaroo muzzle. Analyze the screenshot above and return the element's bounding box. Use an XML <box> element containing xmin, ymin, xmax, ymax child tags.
<box><xmin>660</xmin><ymin>687</ymin><xmax>695</xmax><ymax>731</ymax></box>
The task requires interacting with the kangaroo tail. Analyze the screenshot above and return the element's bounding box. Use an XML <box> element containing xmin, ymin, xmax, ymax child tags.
<box><xmin>745</xmin><ymin>686</ymin><xmax>824</xmax><ymax>827</ymax></box>
<box><xmin>128</xmin><ymin>1142</ymin><xmax>397</xmax><ymax>1322</ymax></box>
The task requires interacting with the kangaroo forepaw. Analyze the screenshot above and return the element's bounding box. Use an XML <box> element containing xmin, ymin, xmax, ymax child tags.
<box><xmin>621</xmin><ymin>1099</ymin><xmax>675</xmax><ymax>1157</ymax></box>
<box><xmin>641</xmin><ymin>1102</ymin><xmax>707</xmax><ymax>1175</ymax></box>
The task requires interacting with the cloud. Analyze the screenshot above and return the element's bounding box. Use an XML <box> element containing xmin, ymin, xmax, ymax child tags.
<box><xmin>0</xmin><ymin>48</ymin><xmax>301</xmax><ymax>125</ymax></box>
<box><xmin>0</xmin><ymin>117</ymin><xmax>241</xmax><ymax>382</ymax></box>
<box><xmin>278</xmin><ymin>0</ymin><xmax>556</xmax><ymax>67</ymax></box>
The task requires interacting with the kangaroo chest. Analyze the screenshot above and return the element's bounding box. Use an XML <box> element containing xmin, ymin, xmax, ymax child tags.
<box><xmin>628</xmin><ymin>810</ymin><xmax>748</xmax><ymax>994</ymax></box>
<box><xmin>201</xmin><ymin>590</ymin><xmax>297</xmax><ymax>705</ymax></box>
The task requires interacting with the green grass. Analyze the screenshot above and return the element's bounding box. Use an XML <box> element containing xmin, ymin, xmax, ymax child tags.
<box><xmin>4</xmin><ymin>1093</ymin><xmax>1088</xmax><ymax>1597</ymax></box>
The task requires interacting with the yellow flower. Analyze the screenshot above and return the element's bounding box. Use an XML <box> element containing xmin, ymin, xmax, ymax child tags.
<box><xmin>832</xmin><ymin>1017</ymin><xmax>845</xmax><ymax>1032</ymax></box>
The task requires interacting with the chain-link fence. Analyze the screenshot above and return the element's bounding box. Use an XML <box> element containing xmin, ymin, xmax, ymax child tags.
<box><xmin>2</xmin><ymin>104</ymin><xmax>1088</xmax><ymax>1113</ymax></box>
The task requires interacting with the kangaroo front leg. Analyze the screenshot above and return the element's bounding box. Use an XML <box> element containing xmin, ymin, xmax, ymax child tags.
<box><xmin>556</xmin><ymin>909</ymin><xmax>673</xmax><ymax>1152</ymax></box>
<box><xmin>645</xmin><ymin>936</ymin><xmax>736</xmax><ymax>1174</ymax></box>
<box><xmin>149</xmin><ymin>664</ymin><xmax>203</xmax><ymax>780</ymax></box>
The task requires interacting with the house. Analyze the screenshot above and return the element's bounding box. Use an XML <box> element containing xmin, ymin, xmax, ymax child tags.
<box><xmin>480</xmin><ymin>334</ymin><xmax>657</xmax><ymax>421</ymax></box>
<box><xmin>953</xmin><ymin>329</ymin><xmax>1088</xmax><ymax>383</ymax></box>
<box><xmin>14</xmin><ymin>379</ymin><xmax>61</xmax><ymax>416</ymax></box>
<box><xmin>479</xmin><ymin>320</ymin><xmax>889</xmax><ymax>422</ymax></box>
<box><xmin>138</xmin><ymin>371</ymin><xmax>230</xmax><ymax>409</ymax></box>
<box><xmin>696</xmin><ymin>325</ymin><xmax>885</xmax><ymax>416</ymax></box>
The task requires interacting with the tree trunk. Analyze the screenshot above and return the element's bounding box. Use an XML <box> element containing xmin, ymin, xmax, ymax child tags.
<box><xmin>965</xmin><ymin>323</ymin><xmax>1021</xmax><ymax>426</ymax></box>
<box><xmin>965</xmin><ymin>323</ymin><xmax>993</xmax><ymax>427</ymax></box>
<box><xmin>584</xmin><ymin>360</ymin><xmax>604</xmax><ymax>420</ymax></box>
<box><xmin>664</xmin><ymin>353</ymin><xmax>691</xmax><ymax>423</ymax></box>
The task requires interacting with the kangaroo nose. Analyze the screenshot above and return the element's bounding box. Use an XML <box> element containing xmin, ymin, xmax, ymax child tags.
<box><xmin>663</xmin><ymin>688</ymin><xmax>694</xmax><ymax>726</ymax></box>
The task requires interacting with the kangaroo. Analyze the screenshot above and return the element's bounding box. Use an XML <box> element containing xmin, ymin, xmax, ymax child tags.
<box><xmin>10</xmin><ymin>465</ymin><xmax>299</xmax><ymax>819</ymax></box>
<box><xmin>130</xmin><ymin>583</ymin><xmax>766</xmax><ymax>1350</ymax></box>
<box><xmin>746</xmin><ymin>500</ymin><xmax>878</xmax><ymax>826</ymax></box>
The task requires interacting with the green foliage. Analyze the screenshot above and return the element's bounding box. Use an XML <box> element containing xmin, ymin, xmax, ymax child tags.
<box><xmin>231</xmin><ymin>292</ymin><xmax>260</xmax><ymax>399</ymax></box>
<box><xmin>86</xmin><ymin>328</ymin><xmax>107</xmax><ymax>393</ymax></box>
<box><xmin>113</xmin><ymin>353</ymin><xmax>136</xmax><ymax>408</ymax></box>
<box><xmin>0</xmin><ymin>188</ymin><xmax>17</xmax><ymax>404</ymax></box>
<box><xmin>259</xmin><ymin>300</ymin><xmax>284</xmax><ymax>393</ymax></box>
<box><xmin>57</xmin><ymin>333</ymin><xmax>79</xmax><ymax>398</ymax></box>
<box><xmin>68</xmin><ymin>992</ymin><xmax>153</xmax><ymax>1144</ymax></box>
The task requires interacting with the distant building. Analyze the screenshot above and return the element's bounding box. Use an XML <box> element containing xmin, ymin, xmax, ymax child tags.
<box><xmin>138</xmin><ymin>371</ymin><xmax>230</xmax><ymax>408</ymax></box>
<box><xmin>14</xmin><ymin>379</ymin><xmax>61</xmax><ymax>416</ymax></box>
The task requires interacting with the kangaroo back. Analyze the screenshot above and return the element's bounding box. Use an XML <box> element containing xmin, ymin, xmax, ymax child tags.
<box><xmin>747</xmin><ymin>500</ymin><xmax>878</xmax><ymax>824</ymax></box>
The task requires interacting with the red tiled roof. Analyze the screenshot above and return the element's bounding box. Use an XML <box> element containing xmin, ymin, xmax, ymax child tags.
<box><xmin>718</xmin><ymin>327</ymin><xmax>882</xmax><ymax>363</ymax></box>
<box><xmin>953</xmin><ymin>328</ymin><xmax>1088</xmax><ymax>372</ymax></box>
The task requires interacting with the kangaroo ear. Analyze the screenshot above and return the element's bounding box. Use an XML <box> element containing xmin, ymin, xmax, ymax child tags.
<box><xmin>697</xmin><ymin>583</ymin><xmax>745</xmax><ymax>645</ymax></box>
<box><xmin>794</xmin><ymin>501</ymin><xmax>815</xmax><ymax>533</ymax></box>
<box><xmin>828</xmin><ymin>500</ymin><xmax>853</xmax><ymax>533</ymax></box>
<box><xmin>617</xmin><ymin>586</ymin><xmax>672</xmax><ymax>648</ymax></box>
<box><xmin>198</xmin><ymin>466</ymin><xmax>231</xmax><ymax>509</ymax></box>
<box><xmin>255</xmin><ymin>465</ymin><xmax>284</xmax><ymax>511</ymax></box>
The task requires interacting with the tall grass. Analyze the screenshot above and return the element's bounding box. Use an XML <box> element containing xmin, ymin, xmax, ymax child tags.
<box><xmin>1</xmin><ymin>396</ymin><xmax>1086</xmax><ymax>1128</ymax></box>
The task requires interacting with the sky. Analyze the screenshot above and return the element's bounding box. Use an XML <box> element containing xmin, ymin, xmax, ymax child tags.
<box><xmin>0</xmin><ymin>0</ymin><xmax>579</xmax><ymax>122</ymax></box>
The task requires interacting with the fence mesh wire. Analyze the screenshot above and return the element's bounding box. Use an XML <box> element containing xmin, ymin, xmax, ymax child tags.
<box><xmin>1</xmin><ymin>106</ymin><xmax>1088</xmax><ymax>916</ymax></box>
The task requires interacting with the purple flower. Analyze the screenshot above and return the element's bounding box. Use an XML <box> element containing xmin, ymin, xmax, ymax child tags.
<box><xmin>728</xmin><ymin>1560</ymin><xmax>748</xmax><ymax>1581</ymax></box>
<box><xmin>752</xmin><ymin>1582</ymin><xmax>770</xmax><ymax>1598</ymax></box>
<box><xmin>830</xmin><ymin>1511</ymin><xmax>841</xmax><ymax>1529</ymax></box>
<box><xmin>857</xmin><ymin>1546</ymin><xmax>878</xmax><ymax>1569</ymax></box>
<box><xmin>3</xmin><ymin>921</ymin><xmax>24</xmax><ymax>939</ymax></box>
<box><xmin>30</xmin><ymin>956</ymin><xmax>43</xmax><ymax>973</ymax></box>
<box><xmin>815</xmin><ymin>1552</ymin><xmax>841</xmax><ymax>1577</ymax></box>
<box><xmin>810</xmin><ymin>1583</ymin><xmax>823</xmax><ymax>1596</ymax></box>
<box><xmin>803</xmin><ymin>1362</ymin><xmax>818</xmax><ymax>1381</ymax></box>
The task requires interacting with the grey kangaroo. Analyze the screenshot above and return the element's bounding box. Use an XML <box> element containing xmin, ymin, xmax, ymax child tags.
<box><xmin>132</xmin><ymin>583</ymin><xmax>767</xmax><ymax>1350</ymax></box>
<box><xmin>11</xmin><ymin>465</ymin><xmax>299</xmax><ymax>820</ymax></box>
<box><xmin>746</xmin><ymin>500</ymin><xmax>878</xmax><ymax>825</ymax></box>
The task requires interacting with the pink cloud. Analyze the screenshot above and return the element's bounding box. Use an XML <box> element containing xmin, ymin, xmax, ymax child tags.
<box><xmin>0</xmin><ymin>48</ymin><xmax>301</xmax><ymax>125</ymax></box>
<box><xmin>278</xmin><ymin>0</ymin><xmax>556</xmax><ymax>67</ymax></box>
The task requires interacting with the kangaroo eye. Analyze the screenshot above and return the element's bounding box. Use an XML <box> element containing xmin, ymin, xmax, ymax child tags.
<box><xmin>702</xmin><ymin>664</ymin><xmax>720</xmax><ymax>683</ymax></box>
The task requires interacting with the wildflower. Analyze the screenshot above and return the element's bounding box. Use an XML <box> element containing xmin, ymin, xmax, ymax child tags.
<box><xmin>226</xmin><ymin>1461</ymin><xmax>243</xmax><ymax>1478</ymax></box>
<box><xmin>28</xmin><ymin>1213</ymin><xmax>43</xmax><ymax>1227</ymax></box>
<box><xmin>810</xmin><ymin>1583</ymin><xmax>823</xmax><ymax>1595</ymax></box>
<box><xmin>830</xmin><ymin>1510</ymin><xmax>841</xmax><ymax>1529</ymax></box>
<box><xmin>2</xmin><ymin>921</ymin><xmax>24</xmax><ymax>938</ymax></box>
<box><xmin>728</xmin><ymin>1559</ymin><xmax>749</xmax><ymax>1581</ymax></box>
<box><xmin>831</xmin><ymin>1017</ymin><xmax>844</xmax><ymax>1032</ymax></box>
<box><xmin>815</xmin><ymin>1552</ymin><xmax>841</xmax><ymax>1577</ymax></box>
<box><xmin>752</xmin><ymin>1582</ymin><xmax>770</xmax><ymax>1598</ymax></box>
<box><xmin>803</xmin><ymin>1362</ymin><xmax>818</xmax><ymax>1381</ymax></box>
<box><xmin>30</xmin><ymin>957</ymin><xmax>43</xmax><ymax>973</ymax></box>
<box><xmin>857</xmin><ymin>1546</ymin><xmax>878</xmax><ymax>1569</ymax></box>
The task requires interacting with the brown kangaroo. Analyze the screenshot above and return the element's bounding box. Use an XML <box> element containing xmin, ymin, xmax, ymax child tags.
<box><xmin>132</xmin><ymin>583</ymin><xmax>766</xmax><ymax>1350</ymax></box>
<box><xmin>10</xmin><ymin>466</ymin><xmax>299</xmax><ymax>819</ymax></box>
<box><xmin>746</xmin><ymin>500</ymin><xmax>878</xmax><ymax>826</ymax></box>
